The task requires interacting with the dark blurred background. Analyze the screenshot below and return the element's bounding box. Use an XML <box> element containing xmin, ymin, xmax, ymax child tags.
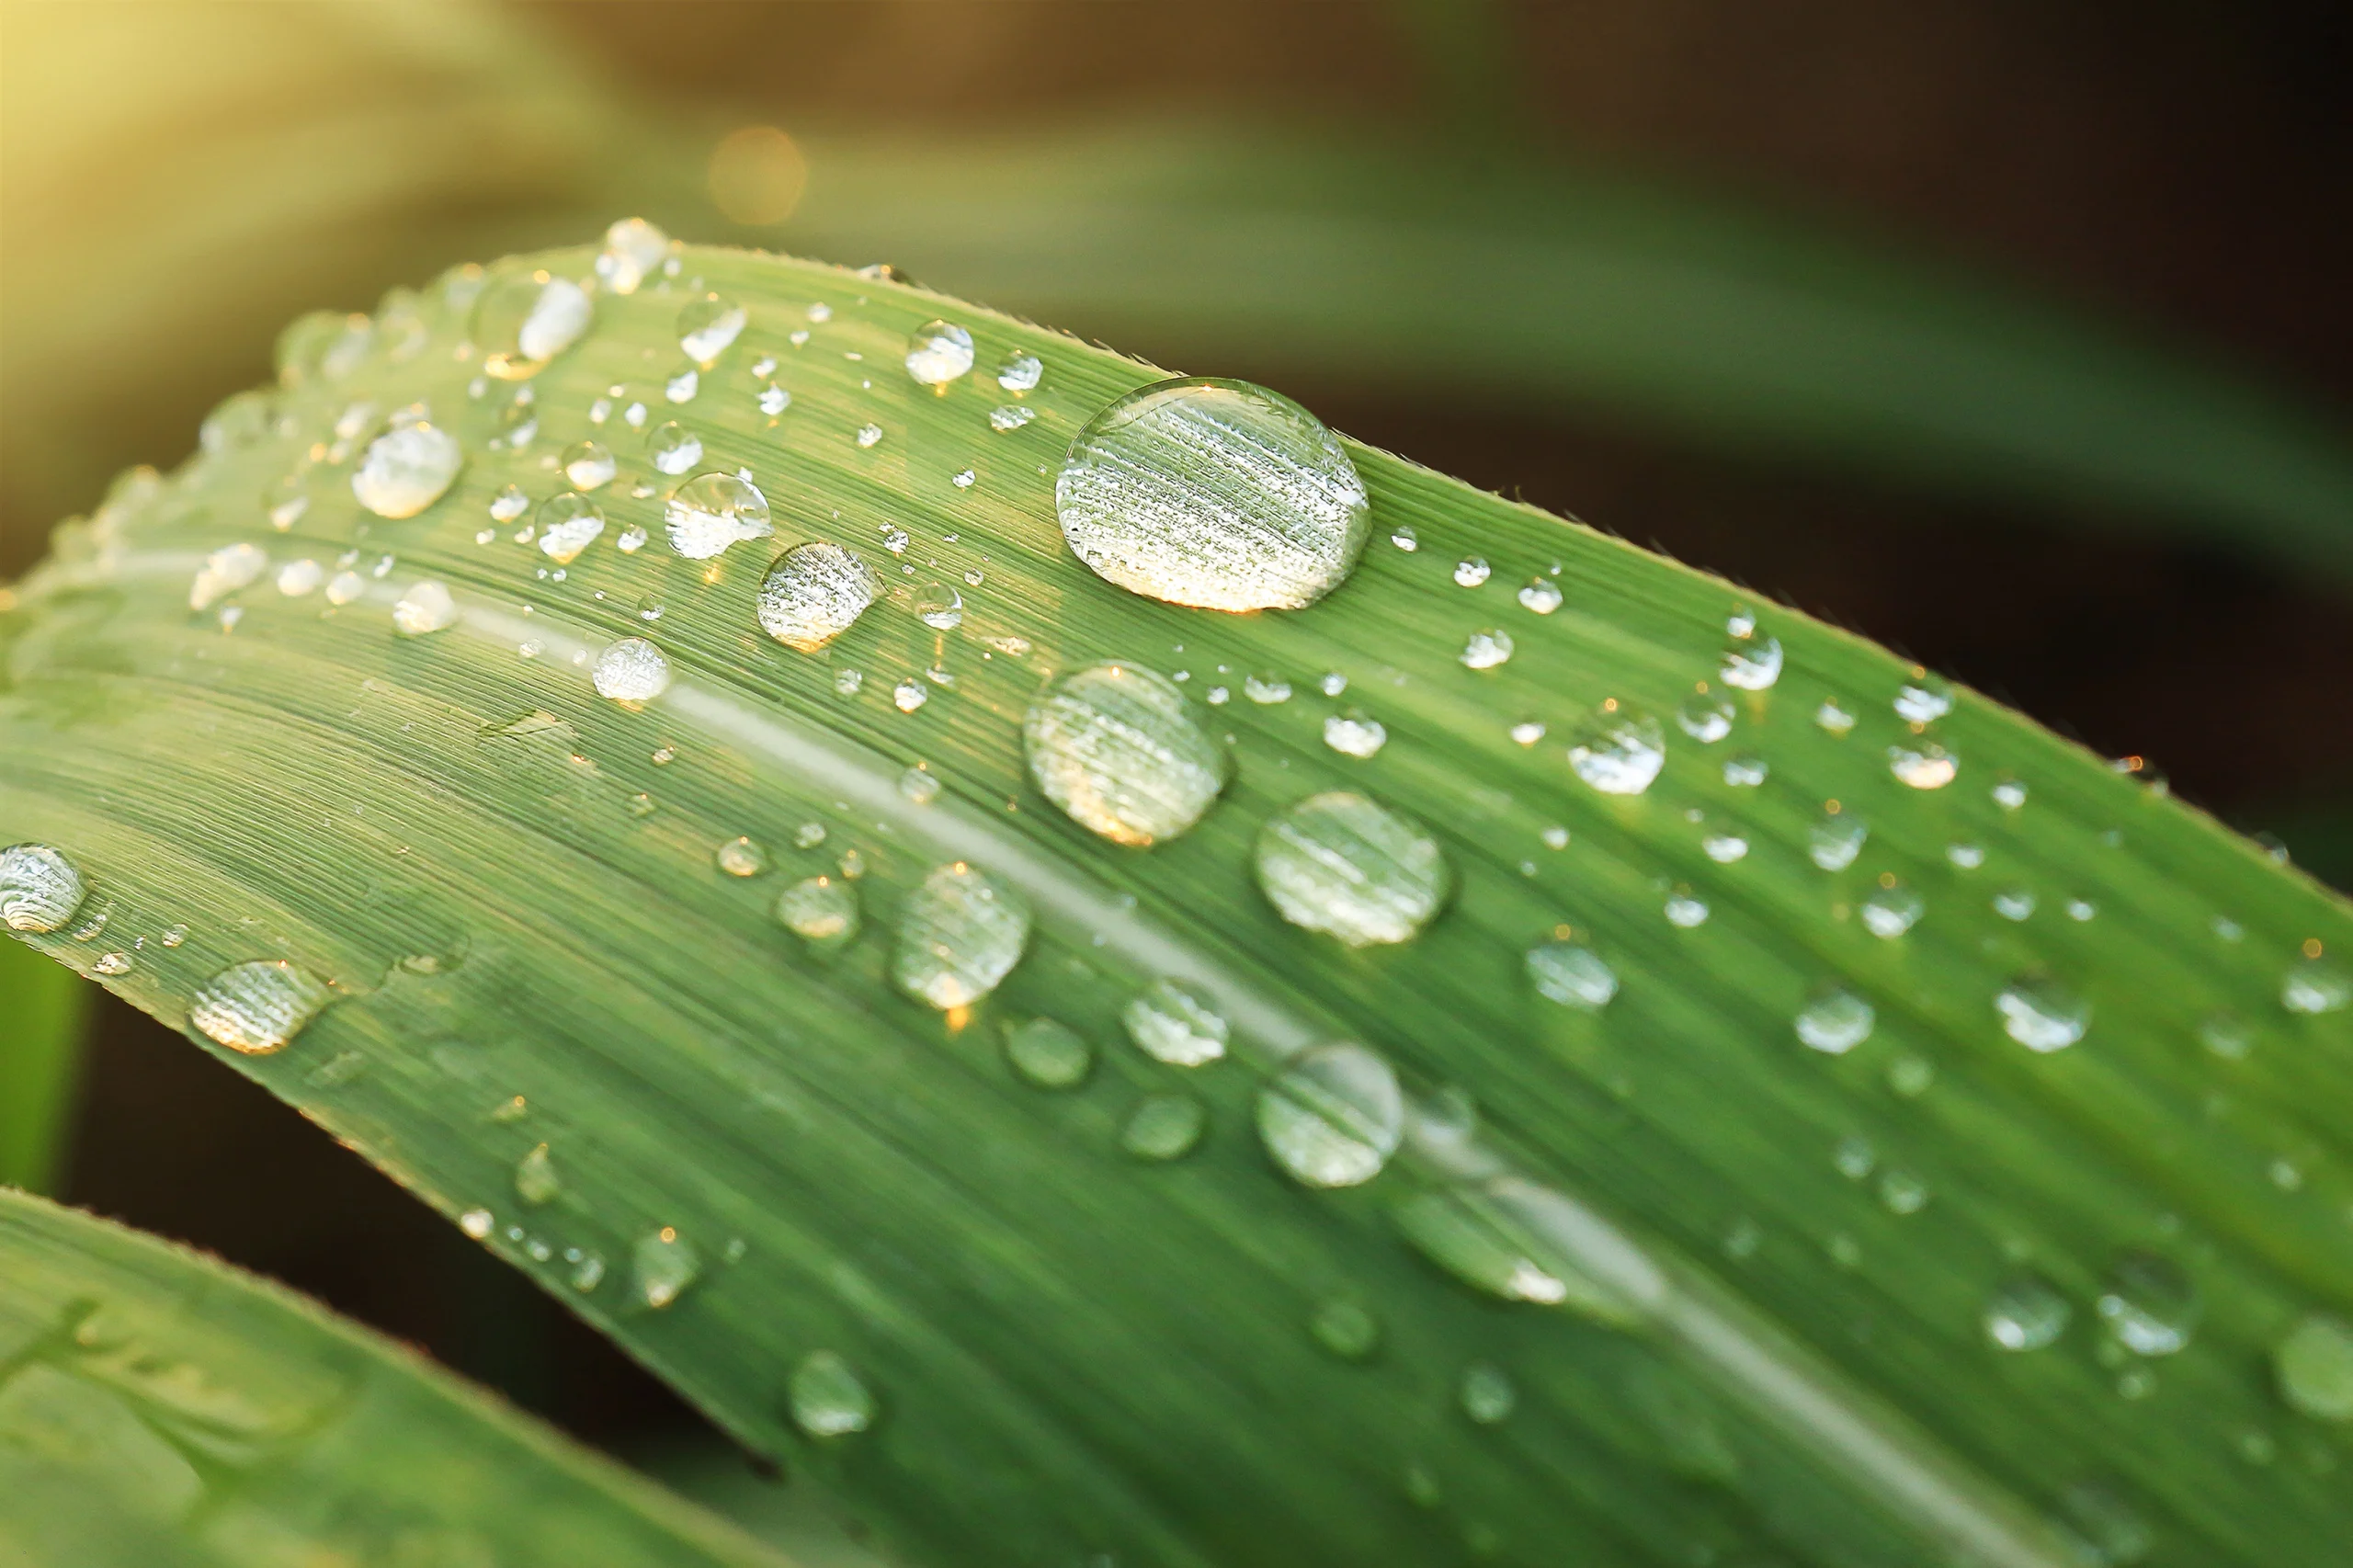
<box><xmin>4</xmin><ymin>0</ymin><xmax>2347</xmax><ymax>1467</ymax></box>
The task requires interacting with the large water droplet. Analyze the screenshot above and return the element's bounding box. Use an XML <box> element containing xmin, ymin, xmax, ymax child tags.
<box><xmin>0</xmin><ymin>845</ymin><xmax>85</xmax><ymax>933</ymax></box>
<box><xmin>592</xmin><ymin>637</ymin><xmax>673</xmax><ymax>702</ymax></box>
<box><xmin>188</xmin><ymin>960</ymin><xmax>332</xmax><ymax>1055</ymax></box>
<box><xmin>1460</xmin><ymin>1362</ymin><xmax>1518</xmax><ymax>1425</ymax></box>
<box><xmin>757</xmin><ymin>542</ymin><xmax>878</xmax><ymax>652</ymax></box>
<box><xmin>475</xmin><ymin>271</ymin><xmax>591</xmax><ymax>379</ymax></box>
<box><xmin>188</xmin><ymin>542</ymin><xmax>267</xmax><ymax>610</ymax></box>
<box><xmin>631</xmin><ymin>1226</ymin><xmax>699</xmax><ymax>1308</ymax></box>
<box><xmin>351</xmin><ymin>424</ymin><xmax>461</xmax><ymax>518</ymax></box>
<box><xmin>1255</xmin><ymin>791</ymin><xmax>1449</xmax><ymax>948</ymax></box>
<box><xmin>2097</xmin><ymin>1251</ymin><xmax>2199</xmax><ymax>1356</ymax></box>
<box><xmin>1024</xmin><ymin>663</ymin><xmax>1227</xmax><ymax>846</ymax></box>
<box><xmin>392</xmin><ymin>580</ymin><xmax>459</xmax><ymax>636</ymax></box>
<box><xmin>1121</xmin><ymin>978</ymin><xmax>1228</xmax><ymax>1066</ymax></box>
<box><xmin>2273</xmin><ymin>1312</ymin><xmax>2353</xmax><ymax>1421</ymax></box>
<box><xmin>676</xmin><ymin>294</ymin><xmax>746</xmax><ymax>366</ymax></box>
<box><xmin>790</xmin><ymin>1350</ymin><xmax>877</xmax><ymax>1437</ymax></box>
<box><xmin>1121</xmin><ymin>1093</ymin><xmax>1207</xmax><ymax>1160</ymax></box>
<box><xmin>1719</xmin><ymin>636</ymin><xmax>1782</xmax><ymax>690</ymax></box>
<box><xmin>1997</xmin><ymin>977</ymin><xmax>2089</xmax><ymax>1051</ymax></box>
<box><xmin>1567</xmin><ymin>708</ymin><xmax>1665</xmax><ymax>795</ymax></box>
<box><xmin>776</xmin><ymin>875</ymin><xmax>858</xmax><ymax>947</ymax></box>
<box><xmin>1889</xmin><ymin>743</ymin><xmax>1959</xmax><ymax>790</ymax></box>
<box><xmin>1393</xmin><ymin>1176</ymin><xmax>1661</xmax><ymax>1324</ymax></box>
<box><xmin>1054</xmin><ymin>377</ymin><xmax>1369</xmax><ymax>612</ymax></box>
<box><xmin>905</xmin><ymin>320</ymin><xmax>975</xmax><ymax>385</ymax></box>
<box><xmin>1984</xmin><ymin>1274</ymin><xmax>2071</xmax><ymax>1351</ymax></box>
<box><xmin>1256</xmin><ymin>1042</ymin><xmax>1404</xmax><ymax>1187</ymax></box>
<box><xmin>1527</xmin><ymin>942</ymin><xmax>1617</xmax><ymax>1009</ymax></box>
<box><xmin>892</xmin><ymin>862</ymin><xmax>1030</xmax><ymax>1008</ymax></box>
<box><xmin>594</xmin><ymin>217</ymin><xmax>668</xmax><ymax>295</ymax></box>
<box><xmin>1795</xmin><ymin>990</ymin><xmax>1874</xmax><ymax>1054</ymax></box>
<box><xmin>665</xmin><ymin>472</ymin><xmax>773</xmax><ymax>559</ymax></box>
<box><xmin>535</xmin><ymin>494</ymin><xmax>606</xmax><ymax>564</ymax></box>
<box><xmin>1004</xmin><ymin>1016</ymin><xmax>1092</xmax><ymax>1088</ymax></box>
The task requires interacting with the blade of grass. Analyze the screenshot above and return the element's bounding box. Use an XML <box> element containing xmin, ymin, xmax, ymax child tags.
<box><xmin>0</xmin><ymin>936</ymin><xmax>86</xmax><ymax>1192</ymax></box>
<box><xmin>0</xmin><ymin>1187</ymin><xmax>792</xmax><ymax>1567</ymax></box>
<box><xmin>3</xmin><ymin>239</ymin><xmax>2348</xmax><ymax>1567</ymax></box>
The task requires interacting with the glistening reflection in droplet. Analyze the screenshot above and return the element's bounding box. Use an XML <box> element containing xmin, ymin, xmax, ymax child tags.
<box><xmin>1254</xmin><ymin>790</ymin><xmax>1449</xmax><ymax>947</ymax></box>
<box><xmin>188</xmin><ymin>960</ymin><xmax>333</xmax><ymax>1055</ymax></box>
<box><xmin>0</xmin><ymin>845</ymin><xmax>85</xmax><ymax>934</ymax></box>
<box><xmin>1054</xmin><ymin>377</ymin><xmax>1369</xmax><ymax>612</ymax></box>
<box><xmin>1024</xmin><ymin>663</ymin><xmax>1227</xmax><ymax>846</ymax></box>
<box><xmin>892</xmin><ymin>861</ymin><xmax>1030</xmax><ymax>1008</ymax></box>
<box><xmin>665</xmin><ymin>472</ymin><xmax>773</xmax><ymax>559</ymax></box>
<box><xmin>756</xmin><ymin>541</ymin><xmax>878</xmax><ymax>653</ymax></box>
<box><xmin>1256</xmin><ymin>1042</ymin><xmax>1404</xmax><ymax>1187</ymax></box>
<box><xmin>1121</xmin><ymin>978</ymin><xmax>1228</xmax><ymax>1066</ymax></box>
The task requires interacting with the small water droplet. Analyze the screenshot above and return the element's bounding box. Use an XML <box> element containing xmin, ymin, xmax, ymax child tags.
<box><xmin>91</xmin><ymin>950</ymin><xmax>132</xmax><ymax>975</ymax></box>
<box><xmin>559</xmin><ymin>438</ymin><xmax>617</xmax><ymax>491</ymax></box>
<box><xmin>2274</xmin><ymin>1312</ymin><xmax>2353</xmax><ymax>1422</ymax></box>
<box><xmin>392</xmin><ymin>580</ymin><xmax>458</xmax><ymax>636</ymax></box>
<box><xmin>1993</xmin><ymin>887</ymin><xmax>2037</xmax><ymax>921</ymax></box>
<box><xmin>665</xmin><ymin>472</ymin><xmax>772</xmax><ymax>559</ymax></box>
<box><xmin>632</xmin><ymin>1227</ymin><xmax>699</xmax><ymax>1309</ymax></box>
<box><xmin>1676</xmin><ymin>692</ymin><xmax>1733</xmax><ymax>744</ymax></box>
<box><xmin>1701</xmin><ymin>830</ymin><xmax>1747</xmax><ymax>863</ymax></box>
<box><xmin>905</xmin><ymin>319</ymin><xmax>975</xmax><ymax>384</ymax></box>
<box><xmin>1236</xmin><ymin>672</ymin><xmax>1292</xmax><ymax>706</ymax></box>
<box><xmin>911</xmin><ymin>581</ymin><xmax>964</xmax><ymax>630</ymax></box>
<box><xmin>1460</xmin><ymin>629</ymin><xmax>1514</xmax><ymax>669</ymax></box>
<box><xmin>1460</xmin><ymin>1361</ymin><xmax>1517</xmax><ymax>1425</ymax></box>
<box><xmin>2198</xmin><ymin>1011</ymin><xmax>2251</xmax><ymax>1060</ymax></box>
<box><xmin>994</xmin><ymin>349</ymin><xmax>1042</xmax><ymax>393</ymax></box>
<box><xmin>188</xmin><ymin>960</ymin><xmax>332</xmax><ymax>1054</ymax></box>
<box><xmin>2064</xmin><ymin>897</ymin><xmax>2097</xmax><ymax>923</ymax></box>
<box><xmin>595</xmin><ymin>217</ymin><xmax>669</xmax><ymax>295</ymax></box>
<box><xmin>1720</xmin><ymin>637</ymin><xmax>1782</xmax><ymax>690</ymax></box>
<box><xmin>1385</xmin><ymin>523</ymin><xmax>1419</xmax><ymax>551</ymax></box>
<box><xmin>790</xmin><ymin>1349</ymin><xmax>878</xmax><ymax>1436</ymax></box>
<box><xmin>0</xmin><ymin>846</ymin><xmax>87</xmax><ymax>934</ymax></box>
<box><xmin>854</xmin><ymin>422</ymin><xmax>884</xmax><ymax>449</ymax></box>
<box><xmin>1054</xmin><ymin>377</ymin><xmax>1368</xmax><ymax>611</ymax></box>
<box><xmin>756</xmin><ymin>541</ymin><xmax>878</xmax><ymax>652</ymax></box>
<box><xmin>1310</xmin><ymin>1299</ymin><xmax>1380</xmax><ymax>1359</ymax></box>
<box><xmin>892</xmin><ymin>862</ymin><xmax>1030</xmax><ymax>1008</ymax></box>
<box><xmin>1984</xmin><ymin>1274</ymin><xmax>2071</xmax><ymax>1351</ymax></box>
<box><xmin>1861</xmin><ymin>881</ymin><xmax>1924</xmax><ymax>938</ymax></box>
<box><xmin>1813</xmin><ymin>696</ymin><xmax>1857</xmax><ymax>735</ymax></box>
<box><xmin>1509</xmin><ymin>721</ymin><xmax>1546</xmax><ymax>745</ymax></box>
<box><xmin>665</xmin><ymin>364</ymin><xmax>699</xmax><ymax>403</ymax></box>
<box><xmin>1721</xmin><ymin>753</ymin><xmax>1768</xmax><ymax>787</ymax></box>
<box><xmin>1795</xmin><ymin>990</ymin><xmax>1874</xmax><ymax>1054</ymax></box>
<box><xmin>1527</xmin><ymin>942</ymin><xmax>1617</xmax><ymax>1009</ymax></box>
<box><xmin>2097</xmin><ymin>1251</ymin><xmax>2199</xmax><ymax>1356</ymax></box>
<box><xmin>1121</xmin><ymin>978</ymin><xmax>1229</xmax><ymax>1067</ymax></box>
<box><xmin>527</xmin><ymin>494</ymin><xmax>601</xmax><ymax>564</ymax></box>
<box><xmin>1257</xmin><ymin>1042</ymin><xmax>1404</xmax><ymax>1187</ymax></box>
<box><xmin>1889</xmin><ymin>744</ymin><xmax>1959</xmax><ymax>790</ymax></box>
<box><xmin>475</xmin><ymin>270</ymin><xmax>592</xmax><ymax>379</ymax></box>
<box><xmin>1452</xmin><ymin>556</ymin><xmax>1490</xmax><ymax>588</ymax></box>
<box><xmin>1256</xmin><ymin>791</ymin><xmax>1449</xmax><ymax>948</ymax></box>
<box><xmin>1567</xmin><ymin>707</ymin><xmax>1665</xmax><ymax>795</ymax></box>
<box><xmin>1879</xmin><ymin>1169</ymin><xmax>1928</xmax><ymax>1214</ymax></box>
<box><xmin>460</xmin><ymin>1208</ymin><xmax>494</xmax><ymax>1240</ymax></box>
<box><xmin>1664</xmin><ymin>889</ymin><xmax>1710</xmax><ymax>928</ymax></box>
<box><xmin>1313</xmin><ymin>708</ymin><xmax>1381</xmax><ymax>758</ymax></box>
<box><xmin>715</xmin><ymin>836</ymin><xmax>768</xmax><ymax>877</ymax></box>
<box><xmin>1024</xmin><ymin>663</ymin><xmax>1227</xmax><ymax>846</ymax></box>
<box><xmin>1518</xmin><ymin>578</ymin><xmax>1562</xmax><ymax>614</ymax></box>
<box><xmin>1992</xmin><ymin>778</ymin><xmax>2029</xmax><ymax>811</ymax></box>
<box><xmin>591</xmin><ymin>638</ymin><xmax>672</xmax><ymax>702</ymax></box>
<box><xmin>988</xmin><ymin>403</ymin><xmax>1036</xmax><ymax>433</ymax></box>
<box><xmin>1947</xmin><ymin>842</ymin><xmax>1985</xmax><ymax>869</ymax></box>
<box><xmin>1894</xmin><ymin>680</ymin><xmax>1953</xmax><ymax>724</ymax></box>
<box><xmin>647</xmin><ymin>421</ymin><xmax>703</xmax><ymax>476</ymax></box>
<box><xmin>2283</xmin><ymin>956</ymin><xmax>2350</xmax><ymax>1016</ymax></box>
<box><xmin>1004</xmin><ymin>1016</ymin><xmax>1091</xmax><ymax>1088</ymax></box>
<box><xmin>892</xmin><ymin>677</ymin><xmax>928</xmax><ymax>713</ymax></box>
<box><xmin>190</xmin><ymin>541</ymin><xmax>270</xmax><ymax>612</ymax></box>
<box><xmin>1998</xmin><ymin>976</ymin><xmax>2088</xmax><ymax>1051</ymax></box>
<box><xmin>275</xmin><ymin>559</ymin><xmax>324</xmax><ymax>597</ymax></box>
<box><xmin>677</xmin><ymin>294</ymin><xmax>746</xmax><ymax>365</ymax></box>
<box><xmin>486</xmin><ymin>484</ymin><xmax>529</xmax><ymax>524</ymax></box>
<box><xmin>776</xmin><ymin>875</ymin><xmax>858</xmax><ymax>946</ymax></box>
<box><xmin>1121</xmin><ymin>1093</ymin><xmax>1207</xmax><ymax>1160</ymax></box>
<box><xmin>514</xmin><ymin>1142</ymin><xmax>561</xmax><ymax>1205</ymax></box>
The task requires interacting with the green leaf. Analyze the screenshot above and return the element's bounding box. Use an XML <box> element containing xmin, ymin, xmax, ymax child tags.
<box><xmin>5</xmin><ymin>236</ymin><xmax>2349</xmax><ymax>1567</ymax></box>
<box><xmin>0</xmin><ymin>931</ymin><xmax>86</xmax><ymax>1191</ymax></box>
<box><xmin>0</xmin><ymin>1187</ymin><xmax>790</xmax><ymax>1566</ymax></box>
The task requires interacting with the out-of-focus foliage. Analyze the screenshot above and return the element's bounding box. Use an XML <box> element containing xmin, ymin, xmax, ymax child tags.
<box><xmin>0</xmin><ymin>937</ymin><xmax>83</xmax><ymax>1190</ymax></box>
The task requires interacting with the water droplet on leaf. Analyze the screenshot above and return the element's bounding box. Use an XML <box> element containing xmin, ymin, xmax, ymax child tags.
<box><xmin>757</xmin><ymin>542</ymin><xmax>878</xmax><ymax>652</ymax></box>
<box><xmin>892</xmin><ymin>862</ymin><xmax>1030</xmax><ymax>1008</ymax></box>
<box><xmin>1024</xmin><ymin>663</ymin><xmax>1227</xmax><ymax>846</ymax></box>
<box><xmin>1257</xmin><ymin>1042</ymin><xmax>1404</xmax><ymax>1187</ymax></box>
<box><xmin>188</xmin><ymin>960</ymin><xmax>331</xmax><ymax>1054</ymax></box>
<box><xmin>1255</xmin><ymin>791</ymin><xmax>1449</xmax><ymax>947</ymax></box>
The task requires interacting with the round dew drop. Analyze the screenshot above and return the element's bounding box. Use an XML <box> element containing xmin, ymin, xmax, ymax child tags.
<box><xmin>562</xmin><ymin>440</ymin><xmax>617</xmax><ymax>491</ymax></box>
<box><xmin>392</xmin><ymin>581</ymin><xmax>459</xmax><ymax>636</ymax></box>
<box><xmin>676</xmin><ymin>294</ymin><xmax>746</xmax><ymax>365</ymax></box>
<box><xmin>1997</xmin><ymin>977</ymin><xmax>2088</xmax><ymax>1051</ymax></box>
<box><xmin>2274</xmin><ymin>1313</ymin><xmax>2353</xmax><ymax>1422</ymax></box>
<box><xmin>905</xmin><ymin>320</ymin><xmax>975</xmax><ymax>385</ymax></box>
<box><xmin>757</xmin><ymin>542</ymin><xmax>879</xmax><ymax>652</ymax></box>
<box><xmin>913</xmin><ymin>582</ymin><xmax>963</xmax><ymax>629</ymax></box>
<box><xmin>1719</xmin><ymin>636</ymin><xmax>1782</xmax><ymax>690</ymax></box>
<box><xmin>1527</xmin><ymin>942</ymin><xmax>1616</xmax><ymax>1009</ymax></box>
<box><xmin>351</xmin><ymin>424</ymin><xmax>462</xmax><ymax>518</ymax></box>
<box><xmin>0</xmin><ymin>845</ymin><xmax>86</xmax><ymax>934</ymax></box>
<box><xmin>513</xmin><ymin>1143</ymin><xmax>562</xmax><ymax>1206</ymax></box>
<box><xmin>995</xmin><ymin>349</ymin><xmax>1043</xmax><ymax>393</ymax></box>
<box><xmin>1676</xmin><ymin>693</ymin><xmax>1733</xmax><ymax>744</ymax></box>
<box><xmin>648</xmin><ymin>421</ymin><xmax>703</xmax><ymax>475</ymax></box>
<box><xmin>665</xmin><ymin>472</ymin><xmax>773</xmax><ymax>559</ymax></box>
<box><xmin>474</xmin><ymin>271</ymin><xmax>592</xmax><ymax>379</ymax></box>
<box><xmin>631</xmin><ymin>1227</ymin><xmax>699</xmax><ymax>1309</ymax></box>
<box><xmin>1984</xmin><ymin>1274</ymin><xmax>2071</xmax><ymax>1351</ymax></box>
<box><xmin>1889</xmin><ymin>744</ymin><xmax>1959</xmax><ymax>790</ymax></box>
<box><xmin>1460</xmin><ymin>1362</ymin><xmax>1517</xmax><ymax>1425</ymax></box>
<box><xmin>1461</xmin><ymin>630</ymin><xmax>1514</xmax><ymax>669</ymax></box>
<box><xmin>790</xmin><ymin>1350</ymin><xmax>878</xmax><ymax>1437</ymax></box>
<box><xmin>2282</xmin><ymin>957</ymin><xmax>2350</xmax><ymax>1016</ymax></box>
<box><xmin>1255</xmin><ymin>791</ymin><xmax>1450</xmax><ymax>948</ymax></box>
<box><xmin>1794</xmin><ymin>990</ymin><xmax>1874</xmax><ymax>1053</ymax></box>
<box><xmin>715</xmin><ymin>836</ymin><xmax>768</xmax><ymax>877</ymax></box>
<box><xmin>1122</xmin><ymin>978</ymin><xmax>1229</xmax><ymax>1067</ymax></box>
<box><xmin>1861</xmin><ymin>882</ymin><xmax>1924</xmax><ymax>938</ymax></box>
<box><xmin>1311</xmin><ymin>1299</ymin><xmax>1380</xmax><ymax>1359</ymax></box>
<box><xmin>1567</xmin><ymin>708</ymin><xmax>1666</xmax><ymax>795</ymax></box>
<box><xmin>188</xmin><ymin>960</ymin><xmax>332</xmax><ymax>1055</ymax></box>
<box><xmin>594</xmin><ymin>217</ymin><xmax>669</xmax><ymax>295</ymax></box>
<box><xmin>592</xmin><ymin>638</ymin><xmax>673</xmax><ymax>702</ymax></box>
<box><xmin>1121</xmin><ymin>1093</ymin><xmax>1207</xmax><ymax>1161</ymax></box>
<box><xmin>1322</xmin><ymin>710</ymin><xmax>1387</xmax><ymax>758</ymax></box>
<box><xmin>892</xmin><ymin>862</ymin><xmax>1030</xmax><ymax>1008</ymax></box>
<box><xmin>536</xmin><ymin>494</ymin><xmax>606</xmax><ymax>563</ymax></box>
<box><xmin>1256</xmin><ymin>1042</ymin><xmax>1404</xmax><ymax>1187</ymax></box>
<box><xmin>1024</xmin><ymin>663</ymin><xmax>1228</xmax><ymax>846</ymax></box>
<box><xmin>2097</xmin><ymin>1250</ymin><xmax>2200</xmax><ymax>1356</ymax></box>
<box><xmin>1054</xmin><ymin>376</ymin><xmax>1369</xmax><ymax>612</ymax></box>
<box><xmin>776</xmin><ymin>875</ymin><xmax>858</xmax><ymax>947</ymax></box>
<box><xmin>1004</xmin><ymin>1017</ymin><xmax>1091</xmax><ymax>1088</ymax></box>
<box><xmin>190</xmin><ymin>542</ymin><xmax>267</xmax><ymax>610</ymax></box>
<box><xmin>1809</xmin><ymin>812</ymin><xmax>1867</xmax><ymax>870</ymax></box>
